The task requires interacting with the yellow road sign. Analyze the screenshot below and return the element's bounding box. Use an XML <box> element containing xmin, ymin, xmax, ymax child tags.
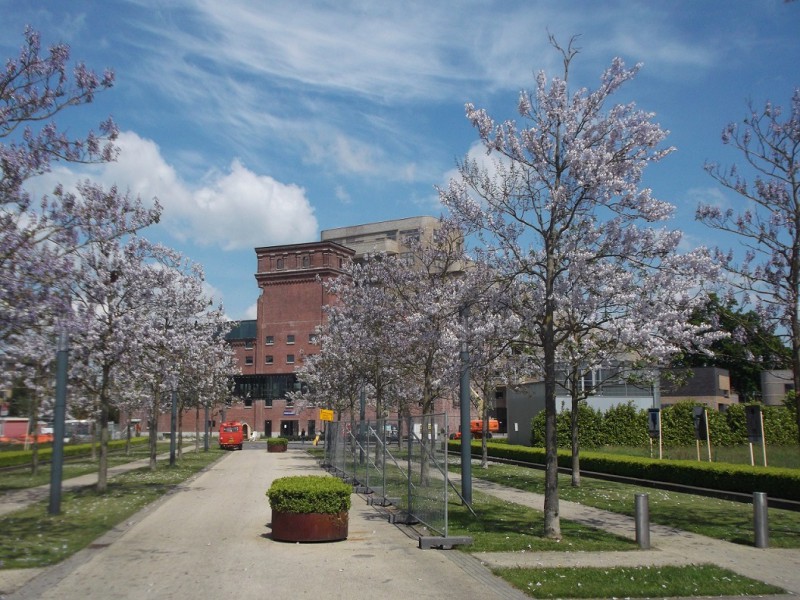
<box><xmin>319</xmin><ymin>409</ymin><xmax>334</xmax><ymax>421</ymax></box>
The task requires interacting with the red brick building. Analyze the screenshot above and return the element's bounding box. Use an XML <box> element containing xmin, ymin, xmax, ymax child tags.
<box><xmin>225</xmin><ymin>240</ymin><xmax>355</xmax><ymax>438</ymax></box>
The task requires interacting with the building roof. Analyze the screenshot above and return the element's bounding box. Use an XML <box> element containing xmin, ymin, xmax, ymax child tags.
<box><xmin>225</xmin><ymin>319</ymin><xmax>257</xmax><ymax>341</ymax></box>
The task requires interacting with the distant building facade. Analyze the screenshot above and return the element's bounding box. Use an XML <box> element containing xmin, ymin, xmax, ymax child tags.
<box><xmin>761</xmin><ymin>369</ymin><xmax>794</xmax><ymax>406</ymax></box>
<box><xmin>660</xmin><ymin>367</ymin><xmax>738</xmax><ymax>411</ymax></box>
<box><xmin>321</xmin><ymin>216</ymin><xmax>443</xmax><ymax>262</ymax></box>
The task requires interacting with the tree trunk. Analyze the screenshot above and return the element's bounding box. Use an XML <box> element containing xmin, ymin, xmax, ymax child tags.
<box><xmin>195</xmin><ymin>405</ymin><xmax>200</xmax><ymax>453</ymax></box>
<box><xmin>543</xmin><ymin>249</ymin><xmax>561</xmax><ymax>539</ymax></box>
<box><xmin>28</xmin><ymin>400</ymin><xmax>39</xmax><ymax>476</ymax></box>
<box><xmin>90</xmin><ymin>416</ymin><xmax>97</xmax><ymax>461</ymax></box>
<box><xmin>148</xmin><ymin>392</ymin><xmax>158</xmax><ymax>470</ymax></box>
<box><xmin>177</xmin><ymin>399</ymin><xmax>184</xmax><ymax>460</ymax></box>
<box><xmin>125</xmin><ymin>410</ymin><xmax>132</xmax><ymax>455</ymax></box>
<box><xmin>570</xmin><ymin>392</ymin><xmax>581</xmax><ymax>487</ymax></box>
<box><xmin>793</xmin><ymin>318</ymin><xmax>800</xmax><ymax>447</ymax></box>
<box><xmin>481</xmin><ymin>386</ymin><xmax>491</xmax><ymax>469</ymax></box>
<box><xmin>97</xmin><ymin>396</ymin><xmax>110</xmax><ymax>492</ymax></box>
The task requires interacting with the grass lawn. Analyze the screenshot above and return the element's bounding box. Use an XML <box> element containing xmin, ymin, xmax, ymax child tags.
<box><xmin>0</xmin><ymin>447</ymin><xmax>224</xmax><ymax>569</ymax></box>
<box><xmin>496</xmin><ymin>564</ymin><xmax>785</xmax><ymax>598</ymax></box>
<box><xmin>467</xmin><ymin>463</ymin><xmax>800</xmax><ymax>548</ymax></box>
<box><xmin>447</xmin><ymin>489</ymin><xmax>635</xmax><ymax>553</ymax></box>
<box><xmin>598</xmin><ymin>444</ymin><xmax>800</xmax><ymax>469</ymax></box>
<box><xmin>0</xmin><ymin>441</ymin><xmax>174</xmax><ymax>492</ymax></box>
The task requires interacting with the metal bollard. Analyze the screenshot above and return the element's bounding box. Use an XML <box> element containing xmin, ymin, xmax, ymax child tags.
<box><xmin>635</xmin><ymin>493</ymin><xmax>650</xmax><ymax>549</ymax></box>
<box><xmin>754</xmin><ymin>492</ymin><xmax>769</xmax><ymax>548</ymax></box>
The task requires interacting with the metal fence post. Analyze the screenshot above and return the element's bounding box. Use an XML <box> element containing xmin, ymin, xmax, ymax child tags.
<box><xmin>754</xmin><ymin>492</ymin><xmax>769</xmax><ymax>548</ymax></box>
<box><xmin>635</xmin><ymin>493</ymin><xmax>650</xmax><ymax>549</ymax></box>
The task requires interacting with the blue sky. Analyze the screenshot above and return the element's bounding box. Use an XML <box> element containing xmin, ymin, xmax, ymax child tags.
<box><xmin>2</xmin><ymin>1</ymin><xmax>798</xmax><ymax>320</ymax></box>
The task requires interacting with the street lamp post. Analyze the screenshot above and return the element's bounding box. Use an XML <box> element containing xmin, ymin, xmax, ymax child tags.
<box><xmin>48</xmin><ymin>331</ymin><xmax>69</xmax><ymax>515</ymax></box>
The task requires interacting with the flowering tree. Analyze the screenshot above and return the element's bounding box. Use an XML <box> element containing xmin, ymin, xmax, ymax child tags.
<box><xmin>171</xmin><ymin>305</ymin><xmax>236</xmax><ymax>457</ymax></box>
<box><xmin>133</xmin><ymin>247</ymin><xmax>234</xmax><ymax>469</ymax></box>
<box><xmin>462</xmin><ymin>270</ymin><xmax>525</xmax><ymax>468</ymax></box>
<box><xmin>0</xmin><ymin>27</ymin><xmax>120</xmax><ymax>340</ymax></box>
<box><xmin>698</xmin><ymin>89</ymin><xmax>800</xmax><ymax>441</ymax></box>
<box><xmin>4</xmin><ymin>323</ymin><xmax>60</xmax><ymax>473</ymax></box>
<box><xmin>441</xmin><ymin>39</ymin><xmax>716</xmax><ymax>538</ymax></box>
<box><xmin>69</xmin><ymin>232</ymin><xmax>161</xmax><ymax>492</ymax></box>
<box><xmin>322</xmin><ymin>259</ymin><xmax>415</xmax><ymax>427</ymax></box>
<box><xmin>0</xmin><ymin>27</ymin><xmax>163</xmax><ymax>482</ymax></box>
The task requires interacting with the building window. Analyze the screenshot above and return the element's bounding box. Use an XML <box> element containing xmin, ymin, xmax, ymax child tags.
<box><xmin>287</xmin><ymin>334</ymin><xmax>295</xmax><ymax>345</ymax></box>
<box><xmin>245</xmin><ymin>340</ymin><xmax>254</xmax><ymax>350</ymax></box>
<box><xmin>265</xmin><ymin>355</ymin><xmax>273</xmax><ymax>365</ymax></box>
<box><xmin>302</xmin><ymin>255</ymin><xmax>311</xmax><ymax>268</ymax></box>
<box><xmin>265</xmin><ymin>335</ymin><xmax>274</xmax><ymax>345</ymax></box>
<box><xmin>309</xmin><ymin>333</ymin><xmax>318</xmax><ymax>344</ymax></box>
<box><xmin>245</xmin><ymin>356</ymin><xmax>254</xmax><ymax>365</ymax></box>
<box><xmin>286</xmin><ymin>354</ymin><xmax>295</xmax><ymax>364</ymax></box>
<box><xmin>276</xmin><ymin>258</ymin><xmax>285</xmax><ymax>270</ymax></box>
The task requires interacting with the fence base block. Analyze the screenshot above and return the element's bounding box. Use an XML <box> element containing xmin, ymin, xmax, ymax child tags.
<box><xmin>418</xmin><ymin>536</ymin><xmax>473</xmax><ymax>550</ymax></box>
<box><xmin>388</xmin><ymin>512</ymin><xmax>418</xmax><ymax>525</ymax></box>
<box><xmin>368</xmin><ymin>496</ymin><xmax>395</xmax><ymax>507</ymax></box>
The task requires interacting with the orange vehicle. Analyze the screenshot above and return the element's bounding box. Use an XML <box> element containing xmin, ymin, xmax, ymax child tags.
<box><xmin>452</xmin><ymin>418</ymin><xmax>499</xmax><ymax>440</ymax></box>
<box><xmin>219</xmin><ymin>421</ymin><xmax>244</xmax><ymax>450</ymax></box>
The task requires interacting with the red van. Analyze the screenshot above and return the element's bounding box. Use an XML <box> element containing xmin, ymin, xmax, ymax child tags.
<box><xmin>219</xmin><ymin>421</ymin><xmax>244</xmax><ymax>450</ymax></box>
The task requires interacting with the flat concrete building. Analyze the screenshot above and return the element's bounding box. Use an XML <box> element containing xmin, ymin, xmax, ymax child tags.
<box><xmin>321</xmin><ymin>216</ymin><xmax>442</xmax><ymax>261</ymax></box>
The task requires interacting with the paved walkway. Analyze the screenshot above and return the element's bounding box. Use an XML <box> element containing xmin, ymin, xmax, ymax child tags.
<box><xmin>0</xmin><ymin>446</ymin><xmax>798</xmax><ymax>599</ymax></box>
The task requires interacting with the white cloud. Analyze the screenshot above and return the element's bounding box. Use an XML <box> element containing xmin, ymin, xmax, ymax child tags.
<box><xmin>113</xmin><ymin>132</ymin><xmax>317</xmax><ymax>250</ymax></box>
<box><xmin>188</xmin><ymin>158</ymin><xmax>317</xmax><ymax>250</ymax></box>
<box><xmin>42</xmin><ymin>131</ymin><xmax>318</xmax><ymax>251</ymax></box>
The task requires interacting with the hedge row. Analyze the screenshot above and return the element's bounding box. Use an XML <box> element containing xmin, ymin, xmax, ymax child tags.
<box><xmin>0</xmin><ymin>437</ymin><xmax>149</xmax><ymax>469</ymax></box>
<box><xmin>456</xmin><ymin>440</ymin><xmax>800</xmax><ymax>502</ymax></box>
<box><xmin>530</xmin><ymin>401</ymin><xmax>799</xmax><ymax>448</ymax></box>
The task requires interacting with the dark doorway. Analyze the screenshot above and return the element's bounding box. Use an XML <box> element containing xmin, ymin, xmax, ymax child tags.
<box><xmin>280</xmin><ymin>420</ymin><xmax>297</xmax><ymax>437</ymax></box>
<box><xmin>264</xmin><ymin>420</ymin><xmax>273</xmax><ymax>437</ymax></box>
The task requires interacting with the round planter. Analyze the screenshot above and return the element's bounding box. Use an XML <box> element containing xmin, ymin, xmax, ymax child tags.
<box><xmin>267</xmin><ymin>445</ymin><xmax>287</xmax><ymax>453</ymax></box>
<box><xmin>270</xmin><ymin>510</ymin><xmax>348</xmax><ymax>542</ymax></box>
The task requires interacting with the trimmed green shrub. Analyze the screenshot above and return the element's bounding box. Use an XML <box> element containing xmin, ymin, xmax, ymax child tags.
<box><xmin>602</xmin><ymin>402</ymin><xmax>650</xmax><ymax>446</ymax></box>
<box><xmin>266</xmin><ymin>475</ymin><xmax>352</xmax><ymax>514</ymax></box>
<box><xmin>660</xmin><ymin>401</ymin><xmax>699</xmax><ymax>447</ymax></box>
<box><xmin>763</xmin><ymin>405</ymin><xmax>799</xmax><ymax>445</ymax></box>
<box><xmin>532</xmin><ymin>401</ymin><xmax>651</xmax><ymax>448</ymax></box>
<box><xmin>531</xmin><ymin>402</ymin><xmax>603</xmax><ymax>448</ymax></box>
<box><xmin>267</xmin><ymin>437</ymin><xmax>288</xmax><ymax>449</ymax></box>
